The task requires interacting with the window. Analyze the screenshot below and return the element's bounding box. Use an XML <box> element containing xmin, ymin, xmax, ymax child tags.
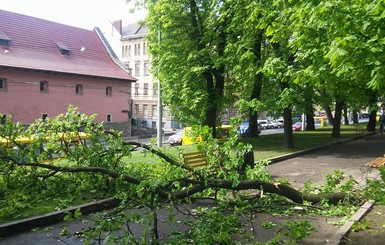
<box><xmin>55</xmin><ymin>42</ymin><xmax>71</xmax><ymax>56</ymax></box>
<box><xmin>144</xmin><ymin>83</ymin><xmax>148</xmax><ymax>95</ymax></box>
<box><xmin>106</xmin><ymin>86</ymin><xmax>112</xmax><ymax>97</ymax></box>
<box><xmin>135</xmin><ymin>61</ymin><xmax>140</xmax><ymax>76</ymax></box>
<box><xmin>0</xmin><ymin>78</ymin><xmax>6</xmax><ymax>91</ymax></box>
<box><xmin>106</xmin><ymin>115</ymin><xmax>112</xmax><ymax>122</ymax></box>
<box><xmin>0</xmin><ymin>31</ymin><xmax>11</xmax><ymax>47</ymax></box>
<box><xmin>153</xmin><ymin>84</ymin><xmax>158</xmax><ymax>96</ymax></box>
<box><xmin>75</xmin><ymin>84</ymin><xmax>83</xmax><ymax>95</ymax></box>
<box><xmin>134</xmin><ymin>44</ymin><xmax>137</xmax><ymax>55</ymax></box>
<box><xmin>134</xmin><ymin>83</ymin><xmax>139</xmax><ymax>95</ymax></box>
<box><xmin>143</xmin><ymin>61</ymin><xmax>149</xmax><ymax>76</ymax></box>
<box><xmin>135</xmin><ymin>104</ymin><xmax>139</xmax><ymax>115</ymax></box>
<box><xmin>40</xmin><ymin>81</ymin><xmax>48</xmax><ymax>93</ymax></box>
<box><xmin>143</xmin><ymin>105</ymin><xmax>148</xmax><ymax>116</ymax></box>
<box><xmin>0</xmin><ymin>39</ymin><xmax>10</xmax><ymax>47</ymax></box>
<box><xmin>138</xmin><ymin>44</ymin><xmax>141</xmax><ymax>55</ymax></box>
<box><xmin>152</xmin><ymin>105</ymin><xmax>157</xmax><ymax>117</ymax></box>
<box><xmin>143</xmin><ymin>43</ymin><xmax>147</xmax><ymax>55</ymax></box>
<box><xmin>128</xmin><ymin>45</ymin><xmax>131</xmax><ymax>56</ymax></box>
<box><xmin>42</xmin><ymin>114</ymin><xmax>48</xmax><ymax>122</ymax></box>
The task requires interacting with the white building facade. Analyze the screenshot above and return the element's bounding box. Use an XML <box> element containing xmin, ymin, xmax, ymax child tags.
<box><xmin>107</xmin><ymin>21</ymin><xmax>178</xmax><ymax>131</ymax></box>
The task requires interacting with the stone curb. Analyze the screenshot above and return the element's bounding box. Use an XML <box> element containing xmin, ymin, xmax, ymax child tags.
<box><xmin>0</xmin><ymin>198</ymin><xmax>119</xmax><ymax>237</ymax></box>
<box><xmin>0</xmin><ymin>132</ymin><xmax>378</xmax><ymax>239</ymax></box>
<box><xmin>326</xmin><ymin>201</ymin><xmax>374</xmax><ymax>245</ymax></box>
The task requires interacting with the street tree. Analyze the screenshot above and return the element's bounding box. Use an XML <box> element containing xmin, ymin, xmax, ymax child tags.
<box><xmin>146</xmin><ymin>0</ymin><xmax>234</xmax><ymax>137</ymax></box>
<box><xmin>290</xmin><ymin>0</ymin><xmax>385</xmax><ymax>135</ymax></box>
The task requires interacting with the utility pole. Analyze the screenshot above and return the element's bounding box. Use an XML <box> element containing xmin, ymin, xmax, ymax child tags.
<box><xmin>156</xmin><ymin>30</ymin><xmax>163</xmax><ymax>147</ymax></box>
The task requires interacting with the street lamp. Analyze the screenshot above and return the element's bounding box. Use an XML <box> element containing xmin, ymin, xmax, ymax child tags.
<box><xmin>156</xmin><ymin>29</ymin><xmax>163</xmax><ymax>147</ymax></box>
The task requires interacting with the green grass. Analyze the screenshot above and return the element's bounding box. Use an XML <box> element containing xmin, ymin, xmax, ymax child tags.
<box><xmin>0</xmin><ymin>192</ymin><xmax>108</xmax><ymax>224</ymax></box>
<box><xmin>243</xmin><ymin>124</ymin><xmax>360</xmax><ymax>159</ymax></box>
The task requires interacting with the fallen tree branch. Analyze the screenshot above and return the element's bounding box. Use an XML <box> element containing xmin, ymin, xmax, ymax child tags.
<box><xmin>16</xmin><ymin>161</ymin><xmax>347</xmax><ymax>205</ymax></box>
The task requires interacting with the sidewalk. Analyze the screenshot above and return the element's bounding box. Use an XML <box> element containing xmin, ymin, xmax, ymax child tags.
<box><xmin>267</xmin><ymin>133</ymin><xmax>382</xmax><ymax>189</ymax></box>
<box><xmin>0</xmin><ymin>133</ymin><xmax>384</xmax><ymax>244</ymax></box>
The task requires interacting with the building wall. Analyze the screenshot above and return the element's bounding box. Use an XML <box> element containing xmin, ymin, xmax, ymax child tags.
<box><xmin>121</xmin><ymin>36</ymin><xmax>177</xmax><ymax>130</ymax></box>
<box><xmin>0</xmin><ymin>67</ymin><xmax>132</xmax><ymax>124</ymax></box>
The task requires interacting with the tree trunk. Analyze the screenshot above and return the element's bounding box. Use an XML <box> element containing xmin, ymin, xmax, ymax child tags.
<box><xmin>367</xmin><ymin>93</ymin><xmax>378</xmax><ymax>132</ymax></box>
<box><xmin>325</xmin><ymin>105</ymin><xmax>334</xmax><ymax>127</ymax></box>
<box><xmin>248</xmin><ymin>31</ymin><xmax>263</xmax><ymax>137</ymax></box>
<box><xmin>283</xmin><ymin>108</ymin><xmax>294</xmax><ymax>148</ymax></box>
<box><xmin>306</xmin><ymin>113</ymin><xmax>315</xmax><ymax>130</ymax></box>
<box><xmin>331</xmin><ymin>99</ymin><xmax>344</xmax><ymax>138</ymax></box>
<box><xmin>304</xmin><ymin>85</ymin><xmax>315</xmax><ymax>130</ymax></box>
<box><xmin>352</xmin><ymin>110</ymin><xmax>359</xmax><ymax>124</ymax></box>
<box><xmin>204</xmin><ymin>73</ymin><xmax>218</xmax><ymax>137</ymax></box>
<box><xmin>343</xmin><ymin>106</ymin><xmax>349</xmax><ymax>125</ymax></box>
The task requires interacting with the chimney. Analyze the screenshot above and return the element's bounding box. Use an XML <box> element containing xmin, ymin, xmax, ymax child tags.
<box><xmin>112</xmin><ymin>20</ymin><xmax>122</xmax><ymax>34</ymax></box>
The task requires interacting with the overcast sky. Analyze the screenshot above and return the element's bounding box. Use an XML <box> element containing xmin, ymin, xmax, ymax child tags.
<box><xmin>1</xmin><ymin>0</ymin><xmax>147</xmax><ymax>30</ymax></box>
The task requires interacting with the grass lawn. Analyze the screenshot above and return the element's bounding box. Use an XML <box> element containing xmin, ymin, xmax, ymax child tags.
<box><xmin>0</xmin><ymin>123</ymin><xmax>369</xmax><ymax>224</ymax></box>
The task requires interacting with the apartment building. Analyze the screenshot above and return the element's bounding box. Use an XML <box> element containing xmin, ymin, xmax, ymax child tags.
<box><xmin>112</xmin><ymin>23</ymin><xmax>177</xmax><ymax>131</ymax></box>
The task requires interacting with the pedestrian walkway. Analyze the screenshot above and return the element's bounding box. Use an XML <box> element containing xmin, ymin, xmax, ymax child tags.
<box><xmin>0</xmin><ymin>133</ymin><xmax>383</xmax><ymax>244</ymax></box>
<box><xmin>267</xmin><ymin>133</ymin><xmax>383</xmax><ymax>189</ymax></box>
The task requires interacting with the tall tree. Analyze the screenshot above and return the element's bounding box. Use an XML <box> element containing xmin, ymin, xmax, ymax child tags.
<box><xmin>146</xmin><ymin>0</ymin><xmax>232</xmax><ymax>137</ymax></box>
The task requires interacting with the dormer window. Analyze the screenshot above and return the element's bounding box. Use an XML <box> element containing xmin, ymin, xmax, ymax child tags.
<box><xmin>0</xmin><ymin>31</ymin><xmax>11</xmax><ymax>47</ymax></box>
<box><xmin>55</xmin><ymin>42</ymin><xmax>71</xmax><ymax>56</ymax></box>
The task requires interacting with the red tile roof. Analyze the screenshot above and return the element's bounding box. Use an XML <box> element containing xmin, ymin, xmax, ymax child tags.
<box><xmin>0</xmin><ymin>9</ymin><xmax>136</xmax><ymax>81</ymax></box>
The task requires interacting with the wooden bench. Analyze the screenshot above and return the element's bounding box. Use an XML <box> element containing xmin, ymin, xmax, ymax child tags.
<box><xmin>367</xmin><ymin>154</ymin><xmax>385</xmax><ymax>167</ymax></box>
<box><xmin>182</xmin><ymin>151</ymin><xmax>208</xmax><ymax>168</ymax></box>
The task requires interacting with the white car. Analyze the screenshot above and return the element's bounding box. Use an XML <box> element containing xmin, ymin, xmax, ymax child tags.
<box><xmin>168</xmin><ymin>130</ymin><xmax>183</xmax><ymax>145</ymax></box>
<box><xmin>267</xmin><ymin>120</ymin><xmax>278</xmax><ymax>129</ymax></box>
<box><xmin>257</xmin><ymin>120</ymin><xmax>268</xmax><ymax>129</ymax></box>
<box><xmin>272</xmin><ymin>120</ymin><xmax>283</xmax><ymax>128</ymax></box>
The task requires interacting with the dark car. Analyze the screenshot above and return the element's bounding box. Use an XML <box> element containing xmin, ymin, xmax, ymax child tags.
<box><xmin>238</xmin><ymin>122</ymin><xmax>262</xmax><ymax>137</ymax></box>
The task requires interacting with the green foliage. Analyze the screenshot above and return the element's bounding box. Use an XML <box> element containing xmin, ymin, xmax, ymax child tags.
<box><xmin>181</xmin><ymin>207</ymin><xmax>245</xmax><ymax>244</ymax></box>
<box><xmin>0</xmin><ymin>106</ymin><xmax>377</xmax><ymax>244</ymax></box>
<box><xmin>261</xmin><ymin>221</ymin><xmax>277</xmax><ymax>229</ymax></box>
<box><xmin>281</xmin><ymin>220</ymin><xmax>316</xmax><ymax>244</ymax></box>
<box><xmin>351</xmin><ymin>218</ymin><xmax>370</xmax><ymax>232</ymax></box>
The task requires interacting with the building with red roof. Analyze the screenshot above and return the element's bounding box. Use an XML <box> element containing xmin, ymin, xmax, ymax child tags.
<box><xmin>0</xmin><ymin>9</ymin><xmax>136</xmax><ymax>133</ymax></box>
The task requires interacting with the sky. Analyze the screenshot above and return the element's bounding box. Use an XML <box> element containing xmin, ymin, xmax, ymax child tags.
<box><xmin>0</xmin><ymin>0</ymin><xmax>147</xmax><ymax>30</ymax></box>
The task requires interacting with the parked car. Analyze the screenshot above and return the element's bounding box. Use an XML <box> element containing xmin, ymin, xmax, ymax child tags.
<box><xmin>168</xmin><ymin>130</ymin><xmax>183</xmax><ymax>145</ymax></box>
<box><xmin>267</xmin><ymin>120</ymin><xmax>279</xmax><ymax>129</ymax></box>
<box><xmin>238</xmin><ymin>122</ymin><xmax>262</xmax><ymax>137</ymax></box>
<box><xmin>292</xmin><ymin>122</ymin><xmax>305</xmax><ymax>131</ymax></box>
<box><xmin>273</xmin><ymin>120</ymin><xmax>283</xmax><ymax>128</ymax></box>
<box><xmin>258</xmin><ymin>120</ymin><xmax>268</xmax><ymax>129</ymax></box>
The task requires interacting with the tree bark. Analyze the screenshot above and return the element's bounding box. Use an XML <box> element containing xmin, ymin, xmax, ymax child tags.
<box><xmin>331</xmin><ymin>99</ymin><xmax>344</xmax><ymax>138</ymax></box>
<box><xmin>283</xmin><ymin>108</ymin><xmax>294</xmax><ymax>148</ymax></box>
<box><xmin>367</xmin><ymin>92</ymin><xmax>378</xmax><ymax>132</ymax></box>
<box><xmin>248</xmin><ymin>31</ymin><xmax>264</xmax><ymax>137</ymax></box>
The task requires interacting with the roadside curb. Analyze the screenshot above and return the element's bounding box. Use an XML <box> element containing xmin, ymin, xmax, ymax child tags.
<box><xmin>0</xmin><ymin>198</ymin><xmax>118</xmax><ymax>237</ymax></box>
<box><xmin>326</xmin><ymin>201</ymin><xmax>374</xmax><ymax>245</ymax></box>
